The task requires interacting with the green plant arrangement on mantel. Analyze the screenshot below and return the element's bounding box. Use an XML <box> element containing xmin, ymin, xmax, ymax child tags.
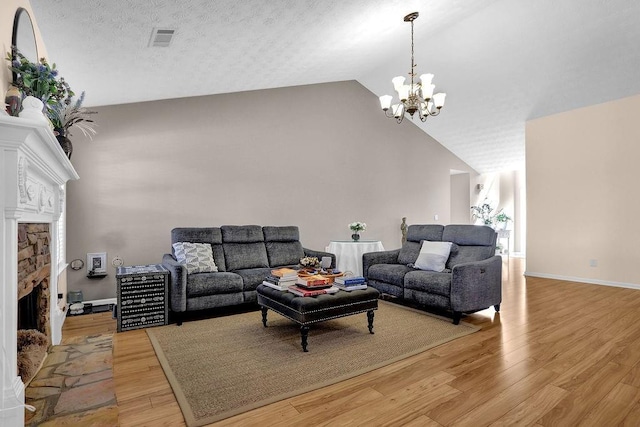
<box><xmin>5</xmin><ymin>46</ymin><xmax>97</xmax><ymax>159</ymax></box>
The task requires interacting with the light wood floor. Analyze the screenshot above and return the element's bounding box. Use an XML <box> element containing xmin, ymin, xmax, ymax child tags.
<box><xmin>63</xmin><ymin>258</ymin><xmax>640</xmax><ymax>426</ymax></box>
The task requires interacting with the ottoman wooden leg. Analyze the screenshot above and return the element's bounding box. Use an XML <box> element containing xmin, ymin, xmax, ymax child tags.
<box><xmin>367</xmin><ymin>310</ymin><xmax>375</xmax><ymax>334</ymax></box>
<box><xmin>261</xmin><ymin>306</ymin><xmax>268</xmax><ymax>327</ymax></box>
<box><xmin>300</xmin><ymin>325</ymin><xmax>309</xmax><ymax>352</ymax></box>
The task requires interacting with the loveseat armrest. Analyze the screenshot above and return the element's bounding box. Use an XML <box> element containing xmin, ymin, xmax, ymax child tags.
<box><xmin>162</xmin><ymin>253</ymin><xmax>187</xmax><ymax>313</ymax></box>
<box><xmin>450</xmin><ymin>255</ymin><xmax>502</xmax><ymax>314</ymax></box>
<box><xmin>362</xmin><ymin>249</ymin><xmax>401</xmax><ymax>279</ymax></box>
<box><xmin>303</xmin><ymin>248</ymin><xmax>336</xmax><ymax>268</ymax></box>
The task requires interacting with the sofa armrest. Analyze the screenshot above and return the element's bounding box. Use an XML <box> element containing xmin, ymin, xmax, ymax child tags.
<box><xmin>450</xmin><ymin>256</ymin><xmax>502</xmax><ymax>312</ymax></box>
<box><xmin>162</xmin><ymin>253</ymin><xmax>187</xmax><ymax>313</ymax></box>
<box><xmin>362</xmin><ymin>249</ymin><xmax>401</xmax><ymax>279</ymax></box>
<box><xmin>303</xmin><ymin>247</ymin><xmax>336</xmax><ymax>268</ymax></box>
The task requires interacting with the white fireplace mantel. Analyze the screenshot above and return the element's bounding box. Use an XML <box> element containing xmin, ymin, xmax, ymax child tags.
<box><xmin>0</xmin><ymin>113</ymin><xmax>78</xmax><ymax>425</ymax></box>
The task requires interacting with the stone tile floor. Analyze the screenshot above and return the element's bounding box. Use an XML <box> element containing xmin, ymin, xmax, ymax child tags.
<box><xmin>24</xmin><ymin>333</ymin><xmax>119</xmax><ymax>426</ymax></box>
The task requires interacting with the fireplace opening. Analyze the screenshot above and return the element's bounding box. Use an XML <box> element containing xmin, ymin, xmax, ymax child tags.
<box><xmin>17</xmin><ymin>284</ymin><xmax>43</xmax><ymax>332</ymax></box>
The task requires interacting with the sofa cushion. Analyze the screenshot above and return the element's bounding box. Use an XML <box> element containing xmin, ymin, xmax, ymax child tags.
<box><xmin>398</xmin><ymin>225</ymin><xmax>445</xmax><ymax>265</ymax></box>
<box><xmin>442</xmin><ymin>225</ymin><xmax>496</xmax><ymax>269</ymax></box>
<box><xmin>406</xmin><ymin>224</ymin><xmax>445</xmax><ymax>243</ymax></box>
<box><xmin>186</xmin><ymin>272</ymin><xmax>243</xmax><ymax>297</ymax></box>
<box><xmin>223</xmin><ymin>242</ymin><xmax>269</xmax><ymax>271</ymax></box>
<box><xmin>221</xmin><ymin>225</ymin><xmax>264</xmax><ymax>243</ymax></box>
<box><xmin>414</xmin><ymin>241</ymin><xmax>452</xmax><ymax>272</ymax></box>
<box><xmin>171</xmin><ymin>228</ymin><xmax>226</xmax><ymax>272</ymax></box>
<box><xmin>234</xmin><ymin>267</ymin><xmax>272</xmax><ymax>292</ymax></box>
<box><xmin>368</xmin><ymin>264</ymin><xmax>413</xmax><ymax>287</ymax></box>
<box><xmin>398</xmin><ymin>241</ymin><xmax>421</xmax><ymax>265</ymax></box>
<box><xmin>442</xmin><ymin>225</ymin><xmax>495</xmax><ymax>246</ymax></box>
<box><xmin>263</xmin><ymin>226</ymin><xmax>299</xmax><ymax>242</ymax></box>
<box><xmin>172</xmin><ymin>242</ymin><xmax>218</xmax><ymax>274</ymax></box>
<box><xmin>262</xmin><ymin>226</ymin><xmax>305</xmax><ymax>266</ymax></box>
<box><xmin>265</xmin><ymin>241</ymin><xmax>304</xmax><ymax>267</ymax></box>
<box><xmin>172</xmin><ymin>227</ymin><xmax>222</xmax><ymax>245</ymax></box>
<box><xmin>405</xmin><ymin>270</ymin><xmax>452</xmax><ymax>296</ymax></box>
<box><xmin>446</xmin><ymin>246</ymin><xmax>495</xmax><ymax>269</ymax></box>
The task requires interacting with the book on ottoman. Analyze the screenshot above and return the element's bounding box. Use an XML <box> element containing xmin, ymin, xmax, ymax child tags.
<box><xmin>271</xmin><ymin>268</ymin><xmax>298</xmax><ymax>279</ymax></box>
<box><xmin>335</xmin><ymin>283</ymin><xmax>367</xmax><ymax>291</ymax></box>
<box><xmin>335</xmin><ymin>276</ymin><xmax>366</xmax><ymax>285</ymax></box>
<box><xmin>296</xmin><ymin>274</ymin><xmax>331</xmax><ymax>288</ymax></box>
<box><xmin>262</xmin><ymin>281</ymin><xmax>294</xmax><ymax>291</ymax></box>
<box><xmin>288</xmin><ymin>285</ymin><xmax>339</xmax><ymax>297</ymax></box>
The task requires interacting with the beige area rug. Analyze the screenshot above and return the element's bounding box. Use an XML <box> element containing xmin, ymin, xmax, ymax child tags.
<box><xmin>147</xmin><ymin>300</ymin><xmax>480</xmax><ymax>427</ymax></box>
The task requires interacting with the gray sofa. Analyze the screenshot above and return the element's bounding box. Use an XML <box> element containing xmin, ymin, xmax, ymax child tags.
<box><xmin>162</xmin><ymin>225</ymin><xmax>334</xmax><ymax>323</ymax></box>
<box><xmin>363</xmin><ymin>224</ymin><xmax>502</xmax><ymax>324</ymax></box>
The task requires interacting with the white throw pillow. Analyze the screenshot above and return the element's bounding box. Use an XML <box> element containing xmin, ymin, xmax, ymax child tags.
<box><xmin>172</xmin><ymin>242</ymin><xmax>218</xmax><ymax>274</ymax></box>
<box><xmin>414</xmin><ymin>241</ymin><xmax>453</xmax><ymax>272</ymax></box>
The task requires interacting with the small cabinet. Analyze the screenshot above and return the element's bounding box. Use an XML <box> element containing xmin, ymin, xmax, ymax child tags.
<box><xmin>116</xmin><ymin>264</ymin><xmax>168</xmax><ymax>332</ymax></box>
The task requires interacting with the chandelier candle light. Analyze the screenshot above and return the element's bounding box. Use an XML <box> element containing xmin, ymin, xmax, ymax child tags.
<box><xmin>379</xmin><ymin>12</ymin><xmax>446</xmax><ymax>123</ymax></box>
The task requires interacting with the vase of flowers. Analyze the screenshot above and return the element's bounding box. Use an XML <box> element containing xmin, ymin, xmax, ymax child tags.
<box><xmin>349</xmin><ymin>222</ymin><xmax>366</xmax><ymax>241</ymax></box>
<box><xmin>299</xmin><ymin>256</ymin><xmax>320</xmax><ymax>271</ymax></box>
<box><xmin>6</xmin><ymin>46</ymin><xmax>73</xmax><ymax>110</ymax></box>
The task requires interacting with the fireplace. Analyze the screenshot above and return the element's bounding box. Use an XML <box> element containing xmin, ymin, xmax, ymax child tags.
<box><xmin>0</xmin><ymin>111</ymin><xmax>78</xmax><ymax>425</ymax></box>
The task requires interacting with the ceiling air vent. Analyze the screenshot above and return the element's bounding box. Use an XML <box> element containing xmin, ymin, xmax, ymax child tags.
<box><xmin>149</xmin><ymin>28</ymin><xmax>175</xmax><ymax>47</ymax></box>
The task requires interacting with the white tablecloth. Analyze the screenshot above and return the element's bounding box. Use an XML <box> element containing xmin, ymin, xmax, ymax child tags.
<box><xmin>326</xmin><ymin>240</ymin><xmax>385</xmax><ymax>276</ymax></box>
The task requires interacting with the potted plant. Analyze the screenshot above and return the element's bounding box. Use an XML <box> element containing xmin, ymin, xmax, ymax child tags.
<box><xmin>494</xmin><ymin>212</ymin><xmax>512</xmax><ymax>230</ymax></box>
<box><xmin>470</xmin><ymin>202</ymin><xmax>495</xmax><ymax>226</ymax></box>
<box><xmin>48</xmin><ymin>92</ymin><xmax>97</xmax><ymax>158</ymax></box>
<box><xmin>471</xmin><ymin>201</ymin><xmax>512</xmax><ymax>229</ymax></box>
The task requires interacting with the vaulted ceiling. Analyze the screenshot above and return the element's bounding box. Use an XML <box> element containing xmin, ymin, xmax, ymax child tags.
<box><xmin>29</xmin><ymin>0</ymin><xmax>640</xmax><ymax>173</ymax></box>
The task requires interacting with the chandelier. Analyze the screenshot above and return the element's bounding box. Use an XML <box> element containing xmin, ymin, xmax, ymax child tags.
<box><xmin>379</xmin><ymin>12</ymin><xmax>446</xmax><ymax>124</ymax></box>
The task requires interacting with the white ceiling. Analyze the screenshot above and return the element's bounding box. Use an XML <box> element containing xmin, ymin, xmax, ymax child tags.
<box><xmin>29</xmin><ymin>0</ymin><xmax>640</xmax><ymax>173</ymax></box>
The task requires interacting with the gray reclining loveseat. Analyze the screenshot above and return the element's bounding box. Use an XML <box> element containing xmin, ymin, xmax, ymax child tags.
<box><xmin>162</xmin><ymin>225</ymin><xmax>334</xmax><ymax>323</ymax></box>
<box><xmin>363</xmin><ymin>224</ymin><xmax>502</xmax><ymax>324</ymax></box>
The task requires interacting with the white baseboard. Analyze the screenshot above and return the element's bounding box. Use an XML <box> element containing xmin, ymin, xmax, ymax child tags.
<box><xmin>524</xmin><ymin>271</ymin><xmax>640</xmax><ymax>291</ymax></box>
<box><xmin>84</xmin><ymin>298</ymin><xmax>117</xmax><ymax>306</ymax></box>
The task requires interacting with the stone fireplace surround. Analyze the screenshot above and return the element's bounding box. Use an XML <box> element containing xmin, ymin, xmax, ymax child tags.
<box><xmin>18</xmin><ymin>223</ymin><xmax>51</xmax><ymax>344</ymax></box>
<box><xmin>0</xmin><ymin>112</ymin><xmax>78</xmax><ymax>425</ymax></box>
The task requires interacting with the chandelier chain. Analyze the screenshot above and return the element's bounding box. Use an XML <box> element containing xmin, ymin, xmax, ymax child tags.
<box><xmin>410</xmin><ymin>18</ymin><xmax>415</xmax><ymax>88</ymax></box>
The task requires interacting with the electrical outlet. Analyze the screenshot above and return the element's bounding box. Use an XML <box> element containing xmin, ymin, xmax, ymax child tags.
<box><xmin>589</xmin><ymin>259</ymin><xmax>598</xmax><ymax>267</ymax></box>
<box><xmin>434</xmin><ymin>214</ymin><xmax>439</xmax><ymax>221</ymax></box>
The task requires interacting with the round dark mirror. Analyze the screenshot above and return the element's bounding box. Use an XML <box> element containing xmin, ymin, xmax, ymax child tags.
<box><xmin>12</xmin><ymin>8</ymin><xmax>38</xmax><ymax>63</ymax></box>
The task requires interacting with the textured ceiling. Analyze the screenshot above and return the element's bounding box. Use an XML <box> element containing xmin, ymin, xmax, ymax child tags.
<box><xmin>29</xmin><ymin>0</ymin><xmax>640</xmax><ymax>173</ymax></box>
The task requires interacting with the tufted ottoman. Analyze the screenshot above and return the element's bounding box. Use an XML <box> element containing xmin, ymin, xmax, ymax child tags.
<box><xmin>256</xmin><ymin>283</ymin><xmax>380</xmax><ymax>352</ymax></box>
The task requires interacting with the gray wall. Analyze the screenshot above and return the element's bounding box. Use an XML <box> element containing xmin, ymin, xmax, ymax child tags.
<box><xmin>66</xmin><ymin>80</ymin><xmax>475</xmax><ymax>300</ymax></box>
